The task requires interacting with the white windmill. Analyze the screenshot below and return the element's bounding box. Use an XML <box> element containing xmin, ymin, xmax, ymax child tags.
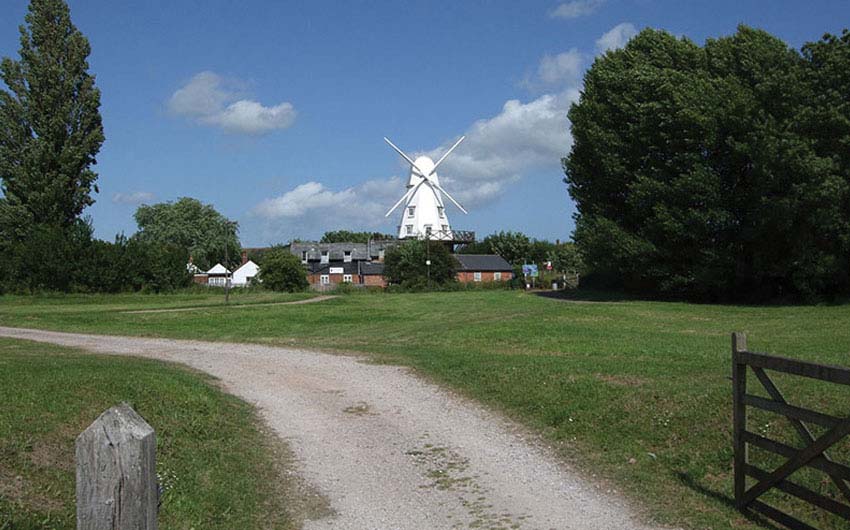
<box><xmin>384</xmin><ymin>136</ymin><xmax>469</xmax><ymax>241</ymax></box>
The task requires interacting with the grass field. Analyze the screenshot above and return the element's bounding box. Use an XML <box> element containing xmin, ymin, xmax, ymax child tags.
<box><xmin>0</xmin><ymin>337</ymin><xmax>320</xmax><ymax>530</ymax></box>
<box><xmin>3</xmin><ymin>289</ymin><xmax>850</xmax><ymax>529</ymax></box>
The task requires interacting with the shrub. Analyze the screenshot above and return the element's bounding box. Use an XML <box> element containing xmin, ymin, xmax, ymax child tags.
<box><xmin>258</xmin><ymin>248</ymin><xmax>308</xmax><ymax>292</ymax></box>
<box><xmin>383</xmin><ymin>240</ymin><xmax>458</xmax><ymax>288</ymax></box>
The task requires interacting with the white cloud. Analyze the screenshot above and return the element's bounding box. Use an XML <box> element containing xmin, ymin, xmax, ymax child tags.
<box><xmin>523</xmin><ymin>49</ymin><xmax>583</xmax><ymax>90</ymax></box>
<box><xmin>423</xmin><ymin>89</ymin><xmax>577</xmax><ymax>207</ymax></box>
<box><xmin>167</xmin><ymin>71</ymin><xmax>296</xmax><ymax>135</ymax></box>
<box><xmin>549</xmin><ymin>0</ymin><xmax>605</xmax><ymax>19</ymax></box>
<box><xmin>596</xmin><ymin>22</ymin><xmax>638</xmax><ymax>53</ymax></box>
<box><xmin>112</xmin><ymin>191</ymin><xmax>155</xmax><ymax>205</ymax></box>
<box><xmin>252</xmin><ymin>178</ymin><xmax>403</xmax><ymax>237</ymax></box>
<box><xmin>253</xmin><ymin>182</ymin><xmax>357</xmax><ymax>219</ymax></box>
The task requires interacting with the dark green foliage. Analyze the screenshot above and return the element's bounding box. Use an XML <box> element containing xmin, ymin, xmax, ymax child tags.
<box><xmin>320</xmin><ymin>230</ymin><xmax>393</xmax><ymax>244</ymax></box>
<box><xmin>0</xmin><ymin>0</ymin><xmax>104</xmax><ymax>228</ymax></box>
<box><xmin>258</xmin><ymin>247</ymin><xmax>308</xmax><ymax>292</ymax></box>
<box><xmin>459</xmin><ymin>231</ymin><xmax>571</xmax><ymax>269</ymax></box>
<box><xmin>383</xmin><ymin>240</ymin><xmax>458</xmax><ymax>288</ymax></box>
<box><xmin>0</xmin><ymin>0</ymin><xmax>104</xmax><ymax>292</ymax></box>
<box><xmin>4</xmin><ymin>218</ymin><xmax>94</xmax><ymax>292</ymax></box>
<box><xmin>566</xmin><ymin>26</ymin><xmax>850</xmax><ymax>301</ymax></box>
<box><xmin>2</xmin><ymin>230</ymin><xmax>191</xmax><ymax>294</ymax></box>
<box><xmin>547</xmin><ymin>242</ymin><xmax>583</xmax><ymax>273</ymax></box>
<box><xmin>134</xmin><ymin>197</ymin><xmax>240</xmax><ymax>271</ymax></box>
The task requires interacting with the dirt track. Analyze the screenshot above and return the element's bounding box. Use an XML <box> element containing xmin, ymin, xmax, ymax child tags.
<box><xmin>122</xmin><ymin>294</ymin><xmax>337</xmax><ymax>314</ymax></box>
<box><xmin>0</xmin><ymin>326</ymin><xmax>670</xmax><ymax>530</ymax></box>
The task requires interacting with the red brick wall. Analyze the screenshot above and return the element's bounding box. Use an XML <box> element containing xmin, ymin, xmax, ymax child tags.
<box><xmin>307</xmin><ymin>273</ymin><xmax>359</xmax><ymax>287</ymax></box>
<box><xmin>362</xmin><ymin>274</ymin><xmax>387</xmax><ymax>287</ymax></box>
<box><xmin>456</xmin><ymin>271</ymin><xmax>513</xmax><ymax>283</ymax></box>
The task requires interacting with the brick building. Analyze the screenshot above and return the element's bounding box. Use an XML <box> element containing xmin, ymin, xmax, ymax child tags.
<box><xmin>454</xmin><ymin>255</ymin><xmax>514</xmax><ymax>283</ymax></box>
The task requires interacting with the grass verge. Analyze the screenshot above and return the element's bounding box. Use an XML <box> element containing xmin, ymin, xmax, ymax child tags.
<box><xmin>0</xmin><ymin>337</ymin><xmax>323</xmax><ymax>530</ymax></box>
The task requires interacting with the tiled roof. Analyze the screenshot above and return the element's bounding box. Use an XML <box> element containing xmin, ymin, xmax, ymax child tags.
<box><xmin>454</xmin><ymin>254</ymin><xmax>513</xmax><ymax>272</ymax></box>
<box><xmin>360</xmin><ymin>262</ymin><xmax>385</xmax><ymax>275</ymax></box>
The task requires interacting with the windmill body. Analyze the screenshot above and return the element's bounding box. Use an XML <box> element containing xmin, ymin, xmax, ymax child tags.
<box><xmin>384</xmin><ymin>137</ymin><xmax>467</xmax><ymax>241</ymax></box>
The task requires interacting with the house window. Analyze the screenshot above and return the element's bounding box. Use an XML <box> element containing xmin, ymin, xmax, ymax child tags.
<box><xmin>320</xmin><ymin>250</ymin><xmax>329</xmax><ymax>264</ymax></box>
<box><xmin>344</xmin><ymin>250</ymin><xmax>352</xmax><ymax>263</ymax></box>
<box><xmin>343</xmin><ymin>274</ymin><xmax>352</xmax><ymax>283</ymax></box>
<box><xmin>438</xmin><ymin>206</ymin><xmax>444</xmax><ymax>218</ymax></box>
<box><xmin>408</xmin><ymin>206</ymin><xmax>415</xmax><ymax>217</ymax></box>
<box><xmin>473</xmin><ymin>272</ymin><xmax>482</xmax><ymax>282</ymax></box>
<box><xmin>320</xmin><ymin>274</ymin><xmax>330</xmax><ymax>285</ymax></box>
<box><xmin>494</xmin><ymin>272</ymin><xmax>502</xmax><ymax>281</ymax></box>
<box><xmin>301</xmin><ymin>250</ymin><xmax>308</xmax><ymax>263</ymax></box>
<box><xmin>406</xmin><ymin>225</ymin><xmax>413</xmax><ymax>235</ymax></box>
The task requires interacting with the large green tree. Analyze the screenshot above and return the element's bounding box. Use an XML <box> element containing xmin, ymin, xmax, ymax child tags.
<box><xmin>133</xmin><ymin>197</ymin><xmax>240</xmax><ymax>271</ymax></box>
<box><xmin>0</xmin><ymin>0</ymin><xmax>104</xmax><ymax>228</ymax></box>
<box><xmin>566</xmin><ymin>26</ymin><xmax>850</xmax><ymax>300</ymax></box>
<box><xmin>0</xmin><ymin>0</ymin><xmax>104</xmax><ymax>291</ymax></box>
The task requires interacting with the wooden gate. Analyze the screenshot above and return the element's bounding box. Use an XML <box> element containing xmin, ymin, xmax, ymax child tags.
<box><xmin>732</xmin><ymin>332</ymin><xmax>850</xmax><ymax>529</ymax></box>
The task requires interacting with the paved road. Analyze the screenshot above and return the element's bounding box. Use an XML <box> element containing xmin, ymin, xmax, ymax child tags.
<box><xmin>0</xmin><ymin>326</ymin><xmax>670</xmax><ymax>530</ymax></box>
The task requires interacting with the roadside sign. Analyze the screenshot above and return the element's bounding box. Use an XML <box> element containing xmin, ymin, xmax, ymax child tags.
<box><xmin>522</xmin><ymin>264</ymin><xmax>538</xmax><ymax>277</ymax></box>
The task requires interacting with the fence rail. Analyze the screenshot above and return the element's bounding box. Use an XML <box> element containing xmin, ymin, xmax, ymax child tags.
<box><xmin>732</xmin><ymin>332</ymin><xmax>850</xmax><ymax>529</ymax></box>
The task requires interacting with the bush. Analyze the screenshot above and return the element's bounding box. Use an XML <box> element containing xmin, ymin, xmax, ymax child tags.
<box><xmin>257</xmin><ymin>248</ymin><xmax>308</xmax><ymax>292</ymax></box>
<box><xmin>383</xmin><ymin>240</ymin><xmax>458</xmax><ymax>288</ymax></box>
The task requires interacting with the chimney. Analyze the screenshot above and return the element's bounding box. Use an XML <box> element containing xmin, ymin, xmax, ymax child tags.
<box><xmin>241</xmin><ymin>249</ymin><xmax>248</xmax><ymax>265</ymax></box>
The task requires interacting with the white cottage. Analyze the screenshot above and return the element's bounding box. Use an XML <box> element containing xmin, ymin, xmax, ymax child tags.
<box><xmin>232</xmin><ymin>260</ymin><xmax>260</xmax><ymax>287</ymax></box>
<box><xmin>205</xmin><ymin>263</ymin><xmax>230</xmax><ymax>287</ymax></box>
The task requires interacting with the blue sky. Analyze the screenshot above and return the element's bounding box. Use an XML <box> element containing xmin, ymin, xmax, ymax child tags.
<box><xmin>2</xmin><ymin>0</ymin><xmax>849</xmax><ymax>246</ymax></box>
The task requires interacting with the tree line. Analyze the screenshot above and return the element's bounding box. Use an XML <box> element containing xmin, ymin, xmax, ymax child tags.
<box><xmin>566</xmin><ymin>26</ymin><xmax>850</xmax><ymax>301</ymax></box>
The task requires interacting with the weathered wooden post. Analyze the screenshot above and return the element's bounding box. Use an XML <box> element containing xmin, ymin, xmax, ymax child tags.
<box><xmin>76</xmin><ymin>403</ymin><xmax>157</xmax><ymax>530</ymax></box>
<box><xmin>731</xmin><ymin>332</ymin><xmax>748</xmax><ymax>510</ymax></box>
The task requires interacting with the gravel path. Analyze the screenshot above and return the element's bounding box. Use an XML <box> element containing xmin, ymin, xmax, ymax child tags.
<box><xmin>0</xmin><ymin>326</ymin><xmax>669</xmax><ymax>530</ymax></box>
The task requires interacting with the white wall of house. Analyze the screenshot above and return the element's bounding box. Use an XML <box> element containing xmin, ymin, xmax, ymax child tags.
<box><xmin>231</xmin><ymin>260</ymin><xmax>260</xmax><ymax>287</ymax></box>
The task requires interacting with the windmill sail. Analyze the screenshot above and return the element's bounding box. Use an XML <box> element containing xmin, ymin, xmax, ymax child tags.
<box><xmin>384</xmin><ymin>137</ymin><xmax>467</xmax><ymax>241</ymax></box>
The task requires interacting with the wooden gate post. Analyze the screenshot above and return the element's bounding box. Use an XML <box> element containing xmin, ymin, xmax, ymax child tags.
<box><xmin>732</xmin><ymin>332</ymin><xmax>748</xmax><ymax>509</ymax></box>
<box><xmin>76</xmin><ymin>403</ymin><xmax>157</xmax><ymax>530</ymax></box>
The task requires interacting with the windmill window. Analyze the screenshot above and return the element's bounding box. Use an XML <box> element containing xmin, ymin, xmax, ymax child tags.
<box><xmin>344</xmin><ymin>250</ymin><xmax>352</xmax><ymax>263</ymax></box>
<box><xmin>406</xmin><ymin>225</ymin><xmax>413</xmax><ymax>235</ymax></box>
<box><xmin>424</xmin><ymin>225</ymin><xmax>432</xmax><ymax>236</ymax></box>
<box><xmin>441</xmin><ymin>224</ymin><xmax>448</xmax><ymax>232</ymax></box>
<box><xmin>438</xmin><ymin>206</ymin><xmax>444</xmax><ymax>218</ymax></box>
<box><xmin>408</xmin><ymin>206</ymin><xmax>415</xmax><ymax>217</ymax></box>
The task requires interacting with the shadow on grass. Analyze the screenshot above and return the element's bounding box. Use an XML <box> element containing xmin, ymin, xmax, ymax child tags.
<box><xmin>532</xmin><ymin>289</ymin><xmax>645</xmax><ymax>303</ymax></box>
<box><xmin>676</xmin><ymin>471</ymin><xmax>785</xmax><ymax>530</ymax></box>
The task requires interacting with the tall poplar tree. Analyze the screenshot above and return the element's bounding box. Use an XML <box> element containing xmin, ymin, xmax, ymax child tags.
<box><xmin>0</xmin><ymin>0</ymin><xmax>104</xmax><ymax>229</ymax></box>
<box><xmin>0</xmin><ymin>0</ymin><xmax>103</xmax><ymax>291</ymax></box>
